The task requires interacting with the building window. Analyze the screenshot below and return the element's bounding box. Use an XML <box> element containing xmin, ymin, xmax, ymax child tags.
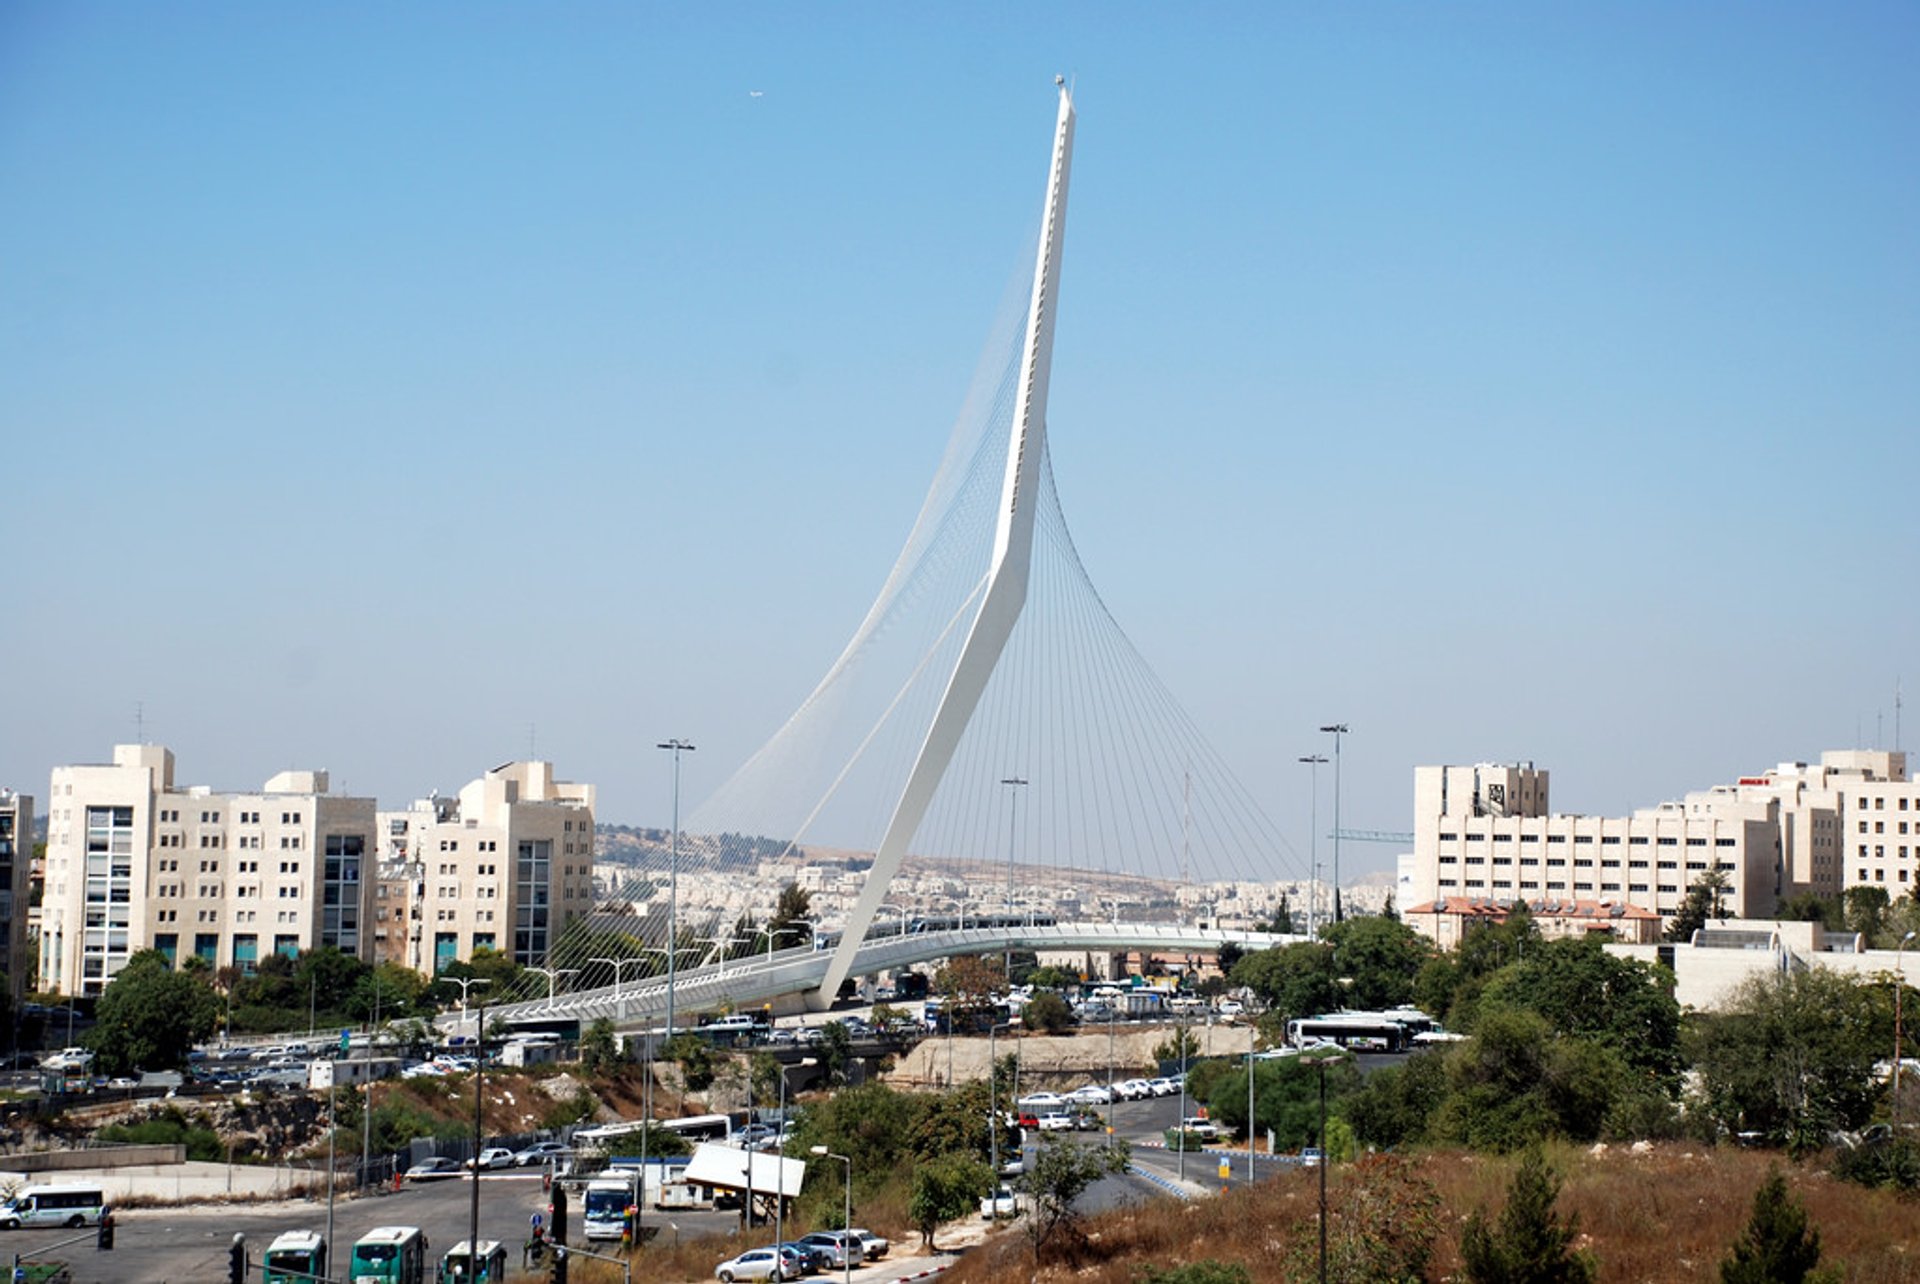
<box><xmin>322</xmin><ymin>834</ymin><xmax>364</xmax><ymax>952</ymax></box>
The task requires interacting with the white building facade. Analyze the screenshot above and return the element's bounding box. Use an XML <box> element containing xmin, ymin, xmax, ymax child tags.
<box><xmin>1406</xmin><ymin>750</ymin><xmax>1915</xmax><ymax>945</ymax></box>
<box><xmin>40</xmin><ymin>745</ymin><xmax>375</xmax><ymax>995</ymax></box>
<box><xmin>0</xmin><ymin>788</ymin><xmax>33</xmax><ymax>1001</ymax></box>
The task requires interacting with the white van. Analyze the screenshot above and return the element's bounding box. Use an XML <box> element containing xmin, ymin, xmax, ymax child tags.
<box><xmin>0</xmin><ymin>1184</ymin><xmax>106</xmax><ymax>1228</ymax></box>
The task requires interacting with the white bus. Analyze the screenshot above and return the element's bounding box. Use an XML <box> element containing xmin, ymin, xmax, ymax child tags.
<box><xmin>0</xmin><ymin>1184</ymin><xmax>106</xmax><ymax>1228</ymax></box>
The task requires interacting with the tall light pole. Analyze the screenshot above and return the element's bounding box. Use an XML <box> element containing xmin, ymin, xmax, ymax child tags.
<box><xmin>1319</xmin><ymin>725</ymin><xmax>1348</xmax><ymax>922</ymax></box>
<box><xmin>657</xmin><ymin>739</ymin><xmax>697</xmax><ymax>1036</ymax></box>
<box><xmin>808</xmin><ymin>1147</ymin><xmax>853</xmax><ymax>1284</ymax></box>
<box><xmin>1298</xmin><ymin>755</ymin><xmax>1327</xmax><ymax>938</ymax></box>
<box><xmin>1000</xmin><ymin>777</ymin><xmax>1027</xmax><ymax>978</ymax></box>
<box><xmin>1246</xmin><ymin>1022</ymin><xmax>1257</xmax><ymax>1185</ymax></box>
<box><xmin>989</xmin><ymin>1021</ymin><xmax>1014</xmax><ymax>1193</ymax></box>
<box><xmin>589</xmin><ymin>956</ymin><xmax>650</xmax><ymax>1023</ymax></box>
<box><xmin>444</xmin><ymin>975</ymin><xmax>491</xmax><ymax>1038</ymax></box>
<box><xmin>1176</xmin><ymin>1009</ymin><xmax>1190</xmax><ymax>1185</ymax></box>
<box><xmin>1898</xmin><ymin>930</ymin><xmax>1917</xmax><ymax>1116</ymax></box>
<box><xmin>1105</xmin><ymin>1007</ymin><xmax>1117</xmax><ymax>1151</ymax></box>
<box><xmin>527</xmin><ymin>966</ymin><xmax>578</xmax><ymax>1011</ymax></box>
<box><xmin>470</xmin><ymin>996</ymin><xmax>487</xmax><ymax>1278</ymax></box>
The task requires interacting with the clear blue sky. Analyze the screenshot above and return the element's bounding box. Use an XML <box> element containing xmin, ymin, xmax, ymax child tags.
<box><xmin>3</xmin><ymin>5</ymin><xmax>1915</xmax><ymax>876</ymax></box>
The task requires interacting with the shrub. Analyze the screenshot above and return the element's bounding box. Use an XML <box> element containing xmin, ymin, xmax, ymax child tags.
<box><xmin>1459</xmin><ymin>1149</ymin><xmax>1596</xmax><ymax>1283</ymax></box>
<box><xmin>1832</xmin><ymin>1135</ymin><xmax>1920</xmax><ymax>1194</ymax></box>
<box><xmin>1138</xmin><ymin>1263</ymin><xmax>1251</xmax><ymax>1284</ymax></box>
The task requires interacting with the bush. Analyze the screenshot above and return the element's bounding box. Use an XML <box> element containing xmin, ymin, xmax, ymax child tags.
<box><xmin>1459</xmin><ymin>1149</ymin><xmax>1596</xmax><ymax>1283</ymax></box>
<box><xmin>1720</xmin><ymin>1167</ymin><xmax>1834</xmax><ymax>1284</ymax></box>
<box><xmin>96</xmin><ymin>1109</ymin><xmax>225</xmax><ymax>1163</ymax></box>
<box><xmin>1138</xmin><ymin>1263</ymin><xmax>1251</xmax><ymax>1284</ymax></box>
<box><xmin>1832</xmin><ymin>1135</ymin><xmax>1920</xmax><ymax>1194</ymax></box>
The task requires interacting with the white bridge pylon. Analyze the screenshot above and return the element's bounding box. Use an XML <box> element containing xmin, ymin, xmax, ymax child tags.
<box><xmin>813</xmin><ymin>82</ymin><xmax>1077</xmax><ymax>1009</ymax></box>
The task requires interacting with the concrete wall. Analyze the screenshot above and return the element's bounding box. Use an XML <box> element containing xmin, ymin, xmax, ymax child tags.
<box><xmin>4</xmin><ymin>1144</ymin><xmax>185</xmax><ymax>1173</ymax></box>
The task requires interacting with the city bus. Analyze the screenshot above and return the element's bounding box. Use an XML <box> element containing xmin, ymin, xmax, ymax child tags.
<box><xmin>435</xmin><ymin>1239</ymin><xmax>506</xmax><ymax>1282</ymax></box>
<box><xmin>582</xmin><ymin>1173</ymin><xmax>641</xmax><ymax>1241</ymax></box>
<box><xmin>657</xmin><ymin>1113</ymin><xmax>736</xmax><ymax>1145</ymax></box>
<box><xmin>1286</xmin><ymin>1015</ymin><xmax>1412</xmax><ymax>1052</ymax></box>
<box><xmin>263</xmin><ymin>1229</ymin><xmax>327</xmax><ymax>1283</ymax></box>
<box><xmin>349</xmin><ymin>1226</ymin><xmax>428</xmax><ymax>1284</ymax></box>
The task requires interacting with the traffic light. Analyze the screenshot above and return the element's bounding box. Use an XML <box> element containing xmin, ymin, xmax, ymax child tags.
<box><xmin>228</xmin><ymin>1233</ymin><xmax>246</xmax><ymax>1284</ymax></box>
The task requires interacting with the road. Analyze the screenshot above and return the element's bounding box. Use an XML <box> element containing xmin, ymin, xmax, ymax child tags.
<box><xmin>5</xmin><ymin>1168</ymin><xmax>747</xmax><ymax>1284</ymax></box>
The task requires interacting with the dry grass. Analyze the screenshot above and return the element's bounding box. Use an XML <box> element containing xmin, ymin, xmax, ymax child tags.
<box><xmin>938</xmin><ymin>1144</ymin><xmax>1920</xmax><ymax>1284</ymax></box>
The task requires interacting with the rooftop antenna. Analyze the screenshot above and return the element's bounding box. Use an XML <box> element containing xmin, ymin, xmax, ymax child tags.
<box><xmin>134</xmin><ymin>701</ymin><xmax>145</xmax><ymax>744</ymax></box>
<box><xmin>1897</xmin><ymin>677</ymin><xmax>1904</xmax><ymax>754</ymax></box>
<box><xmin>529</xmin><ymin>722</ymin><xmax>538</xmax><ymax>761</ymax></box>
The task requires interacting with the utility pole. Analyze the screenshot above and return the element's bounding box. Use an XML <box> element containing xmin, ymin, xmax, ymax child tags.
<box><xmin>657</xmin><ymin>739</ymin><xmax>696</xmax><ymax>1036</ymax></box>
<box><xmin>1299</xmin><ymin>755</ymin><xmax>1326</xmax><ymax>937</ymax></box>
<box><xmin>1319</xmin><ymin>725</ymin><xmax>1348</xmax><ymax>922</ymax></box>
<box><xmin>1001</xmin><ymin>777</ymin><xmax>1027</xmax><ymax>978</ymax></box>
<box><xmin>470</xmin><ymin>996</ymin><xmax>486</xmax><ymax>1273</ymax></box>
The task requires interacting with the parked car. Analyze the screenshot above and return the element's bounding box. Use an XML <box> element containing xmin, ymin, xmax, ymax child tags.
<box><xmin>1147</xmin><ymin>1077</ymin><xmax>1181</xmax><ymax>1097</ymax></box>
<box><xmin>513</xmin><ymin>1141</ymin><xmax>570</xmax><ymax>1167</ymax></box>
<box><xmin>1117</xmin><ymin>1078</ymin><xmax>1154</xmax><ymax>1100</ymax></box>
<box><xmin>1066</xmin><ymin>1084</ymin><xmax>1112</xmax><ymax>1106</ymax></box>
<box><xmin>1179</xmin><ymin>1117</ymin><xmax>1221</xmax><ymax>1141</ymax></box>
<box><xmin>980</xmin><ymin>1186</ymin><xmax>1022</xmax><ymax>1219</ymax></box>
<box><xmin>713</xmin><ymin>1244</ymin><xmax>808</xmax><ymax>1282</ymax></box>
<box><xmin>1016</xmin><ymin>1091</ymin><xmax>1065</xmax><ymax>1110</ymax></box>
<box><xmin>466</xmin><ymin>1147</ymin><xmax>515</xmax><ymax>1170</ymax></box>
<box><xmin>846</xmin><ymin>1228</ymin><xmax>888</xmax><ymax>1260</ymax></box>
<box><xmin>774</xmin><ymin>1241</ymin><xmax>822</xmax><ymax>1274</ymax></box>
<box><xmin>405</xmin><ymin>1157</ymin><xmax>463</xmax><ymax>1182</ymax></box>
<box><xmin>1036</xmin><ymin>1112</ymin><xmax>1074</xmax><ymax>1132</ymax></box>
<box><xmin>794</xmin><ymin>1231</ymin><xmax>863</xmax><ymax>1270</ymax></box>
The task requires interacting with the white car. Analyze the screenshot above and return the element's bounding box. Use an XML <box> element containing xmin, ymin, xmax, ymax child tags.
<box><xmin>1147</xmin><ymin>1077</ymin><xmax>1181</xmax><ymax>1097</ymax></box>
<box><xmin>1117</xmin><ymin>1078</ymin><xmax>1154</xmax><ymax>1100</ymax></box>
<box><xmin>1066</xmin><ymin>1084</ymin><xmax>1112</xmax><ymax>1106</ymax></box>
<box><xmin>714</xmin><ymin>1245</ymin><xmax>809</xmax><ymax>1282</ymax></box>
<box><xmin>466</xmin><ymin>1147</ymin><xmax>515</xmax><ymax>1170</ymax></box>
<box><xmin>1179</xmin><ymin>1117</ymin><xmax>1221</xmax><ymax>1140</ymax></box>
<box><xmin>1015</xmin><ymin>1091</ymin><xmax>1065</xmax><ymax>1110</ymax></box>
<box><xmin>846</xmin><ymin>1228</ymin><xmax>889</xmax><ymax>1260</ymax></box>
<box><xmin>980</xmin><ymin>1186</ymin><xmax>1022</xmax><ymax>1219</ymax></box>
<box><xmin>1036</xmin><ymin>1112</ymin><xmax>1074</xmax><ymax>1132</ymax></box>
<box><xmin>513</xmin><ymin>1141</ymin><xmax>570</xmax><ymax>1167</ymax></box>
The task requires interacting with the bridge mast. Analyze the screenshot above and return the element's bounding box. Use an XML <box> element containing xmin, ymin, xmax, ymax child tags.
<box><xmin>813</xmin><ymin>80</ymin><xmax>1076</xmax><ymax>1007</ymax></box>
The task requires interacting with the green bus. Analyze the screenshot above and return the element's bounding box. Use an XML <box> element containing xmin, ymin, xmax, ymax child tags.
<box><xmin>349</xmin><ymin>1225</ymin><xmax>427</xmax><ymax>1284</ymax></box>
<box><xmin>263</xmin><ymin>1229</ymin><xmax>327</xmax><ymax>1283</ymax></box>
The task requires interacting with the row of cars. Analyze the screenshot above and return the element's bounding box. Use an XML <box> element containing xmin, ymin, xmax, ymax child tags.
<box><xmin>1015</xmin><ymin>1074</ymin><xmax>1185</xmax><ymax>1112</ymax></box>
<box><xmin>716</xmin><ymin>1227</ymin><xmax>889</xmax><ymax>1281</ymax></box>
<box><xmin>403</xmin><ymin>1140</ymin><xmax>571</xmax><ymax>1180</ymax></box>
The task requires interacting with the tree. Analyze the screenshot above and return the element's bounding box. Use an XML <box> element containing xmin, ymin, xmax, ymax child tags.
<box><xmin>1775</xmin><ymin>892</ymin><xmax>1843</xmax><ymax>929</ymax></box>
<box><xmin>1231</xmin><ymin>943</ymin><xmax>1339</xmax><ymax>1018</ymax></box>
<box><xmin>1346</xmin><ymin>1048</ymin><xmax>1450</xmax><ymax>1149</ymax></box>
<box><xmin>1281</xmin><ymin>1154</ymin><xmax>1443</xmax><ymax>1284</ymax></box>
<box><xmin>908</xmin><ymin>1154</ymin><xmax>992</xmax><ymax>1250</ymax></box>
<box><xmin>1842</xmin><ymin>886</ymin><xmax>1891</xmax><ymax>942</ymax></box>
<box><xmin>1153</xmin><ymin>1026</ymin><xmax>1201</xmax><ymax>1065</ymax></box>
<box><xmin>1018</xmin><ymin>1134</ymin><xmax>1130</xmax><ymax>1259</ymax></box>
<box><xmin>1215</xmin><ymin>941</ymin><xmax>1245</xmax><ymax>975</ymax></box>
<box><xmin>1206</xmin><ymin>1055</ymin><xmax>1362</xmax><ymax>1152</ymax></box>
<box><xmin>1321</xmin><ymin>916</ymin><xmax>1433</xmax><ymax>1009</ymax></box>
<box><xmin>1686</xmin><ymin>969</ymin><xmax>1889</xmax><ymax>1151</ymax></box>
<box><xmin>907</xmin><ymin>1079</ymin><xmax>1008</xmax><ymax>1165</ymax></box>
<box><xmin>1435</xmin><ymin>1008</ymin><xmax>1627</xmax><ymax>1151</ymax></box>
<box><xmin>818</xmin><ymin>1020</ymin><xmax>854</xmax><ymax>1086</ymax></box>
<box><xmin>86</xmin><ymin>950</ymin><xmax>219</xmax><ymax>1074</ymax></box>
<box><xmin>1459</xmin><ymin>1149</ymin><xmax>1597</xmax><ymax>1283</ymax></box>
<box><xmin>1476</xmin><ymin>935</ymin><xmax>1682</xmax><ymax>1084</ymax></box>
<box><xmin>1720</xmin><ymin>1168</ymin><xmax>1828</xmax><ymax>1284</ymax></box>
<box><xmin>768</xmin><ymin>882</ymin><xmax>815</xmax><ymax>948</ymax></box>
<box><xmin>663</xmin><ymin>1034</ymin><xmax>716</xmax><ymax>1092</ymax></box>
<box><xmin>1666</xmin><ymin>870</ymin><xmax>1731</xmax><ymax>942</ymax></box>
<box><xmin>1025</xmin><ymin>965</ymin><xmax>1078</xmax><ymax>990</ymax></box>
<box><xmin>1022</xmin><ymin>991</ymin><xmax>1075</xmax><ymax>1035</ymax></box>
<box><xmin>579</xmin><ymin>1018</ymin><xmax>622</xmax><ymax>1075</ymax></box>
<box><xmin>933</xmin><ymin>955</ymin><xmax>1005</xmax><ymax>1031</ymax></box>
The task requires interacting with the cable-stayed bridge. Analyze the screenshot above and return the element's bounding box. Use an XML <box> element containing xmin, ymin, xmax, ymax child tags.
<box><xmin>481</xmin><ymin>924</ymin><xmax>1298</xmax><ymax>1030</ymax></box>
<box><xmin>479</xmin><ymin>82</ymin><xmax>1308</xmax><ymax>1027</ymax></box>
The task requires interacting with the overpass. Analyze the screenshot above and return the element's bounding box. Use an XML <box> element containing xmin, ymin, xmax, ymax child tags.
<box><xmin>466</xmin><ymin>923</ymin><xmax>1296</xmax><ymax>1032</ymax></box>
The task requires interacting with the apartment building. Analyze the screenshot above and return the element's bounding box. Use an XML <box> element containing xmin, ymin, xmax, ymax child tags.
<box><xmin>375</xmin><ymin>761</ymin><xmax>595</xmax><ymax>974</ymax></box>
<box><xmin>1403</xmin><ymin>749</ymin><xmax>1915</xmax><ymax>945</ymax></box>
<box><xmin>39</xmin><ymin>745</ymin><xmax>375</xmax><ymax>995</ymax></box>
<box><xmin>0</xmin><ymin>789</ymin><xmax>33</xmax><ymax>1001</ymax></box>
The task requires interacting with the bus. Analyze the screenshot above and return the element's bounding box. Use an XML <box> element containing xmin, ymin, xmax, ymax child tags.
<box><xmin>263</xmin><ymin>1230</ymin><xmax>327</xmax><ymax>1284</ymax></box>
<box><xmin>1285</xmin><ymin>1015</ymin><xmax>1412</xmax><ymax>1052</ymax></box>
<box><xmin>0</xmin><ymin>1184</ymin><xmax>105</xmax><ymax>1229</ymax></box>
<box><xmin>582</xmin><ymin>1174</ymin><xmax>641</xmax><ymax>1241</ymax></box>
<box><xmin>435</xmin><ymin>1239</ymin><xmax>506</xmax><ymax>1283</ymax></box>
<box><xmin>657</xmin><ymin>1113</ymin><xmax>736</xmax><ymax>1145</ymax></box>
<box><xmin>349</xmin><ymin>1226</ymin><xmax>428</xmax><ymax>1284</ymax></box>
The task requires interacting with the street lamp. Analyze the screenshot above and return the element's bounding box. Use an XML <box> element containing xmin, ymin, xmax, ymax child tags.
<box><xmin>1176</xmin><ymin>1009</ymin><xmax>1191</xmax><ymax>1184</ymax></box>
<box><xmin>657</xmin><ymin>739</ymin><xmax>697</xmax><ymax>1039</ymax></box>
<box><xmin>808</xmin><ymin>1147</ymin><xmax>853</xmax><ymax>1284</ymax></box>
<box><xmin>527</xmin><ymin>966</ymin><xmax>578</xmax><ymax>1011</ymax></box>
<box><xmin>1001</xmin><ymin>777</ymin><xmax>1028</xmax><ymax>978</ymax></box>
<box><xmin>1298</xmin><ymin>755</ymin><xmax>1327</xmax><ymax>938</ymax></box>
<box><xmin>443</xmin><ymin>975</ymin><xmax>491</xmax><ymax>1037</ymax></box>
<box><xmin>1300</xmin><ymin>1046</ymin><xmax>1345</xmax><ymax>1284</ymax></box>
<box><xmin>1318</xmin><ymin>725</ymin><xmax>1348</xmax><ymax>922</ymax></box>
<box><xmin>1106</xmin><ymin>1006</ymin><xmax>1117</xmax><ymax>1150</ymax></box>
<box><xmin>765</xmin><ymin>923</ymin><xmax>809</xmax><ymax>972</ymax></box>
<box><xmin>588</xmin><ymin>956</ymin><xmax>652</xmax><ymax>1022</ymax></box>
<box><xmin>470</xmin><ymin>995</ymin><xmax>489</xmax><ymax>1279</ymax></box>
<box><xmin>989</xmin><ymin>1021</ymin><xmax>1015</xmax><ymax>1193</ymax></box>
<box><xmin>1897</xmin><ymin>930</ymin><xmax>1917</xmax><ymax>1116</ymax></box>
